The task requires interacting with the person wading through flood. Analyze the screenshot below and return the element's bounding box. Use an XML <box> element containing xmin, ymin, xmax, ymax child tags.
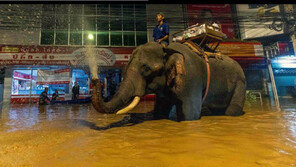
<box><xmin>39</xmin><ymin>87</ymin><xmax>50</xmax><ymax>105</ymax></box>
<box><xmin>153</xmin><ymin>12</ymin><xmax>170</xmax><ymax>47</ymax></box>
<box><xmin>51</xmin><ymin>89</ymin><xmax>60</xmax><ymax>101</ymax></box>
<box><xmin>72</xmin><ymin>81</ymin><xmax>80</xmax><ymax>100</ymax></box>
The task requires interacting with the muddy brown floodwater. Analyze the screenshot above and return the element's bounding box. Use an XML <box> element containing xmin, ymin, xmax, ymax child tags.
<box><xmin>0</xmin><ymin>101</ymin><xmax>295</xmax><ymax>167</ymax></box>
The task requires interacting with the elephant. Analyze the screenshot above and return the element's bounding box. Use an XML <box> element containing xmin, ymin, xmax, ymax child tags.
<box><xmin>91</xmin><ymin>41</ymin><xmax>246</xmax><ymax>121</ymax></box>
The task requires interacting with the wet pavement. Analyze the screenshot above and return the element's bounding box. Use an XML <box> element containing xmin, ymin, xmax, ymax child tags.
<box><xmin>0</xmin><ymin>101</ymin><xmax>295</xmax><ymax>167</ymax></box>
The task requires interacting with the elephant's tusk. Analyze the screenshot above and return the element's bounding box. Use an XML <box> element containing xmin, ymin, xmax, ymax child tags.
<box><xmin>116</xmin><ymin>96</ymin><xmax>140</xmax><ymax>115</ymax></box>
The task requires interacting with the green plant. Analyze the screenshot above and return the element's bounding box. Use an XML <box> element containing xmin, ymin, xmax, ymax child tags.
<box><xmin>244</xmin><ymin>90</ymin><xmax>258</xmax><ymax>108</ymax></box>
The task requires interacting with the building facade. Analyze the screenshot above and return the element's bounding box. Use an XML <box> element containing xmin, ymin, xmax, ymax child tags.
<box><xmin>0</xmin><ymin>4</ymin><xmax>274</xmax><ymax>104</ymax></box>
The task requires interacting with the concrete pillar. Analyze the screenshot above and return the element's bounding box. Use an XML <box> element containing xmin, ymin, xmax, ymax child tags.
<box><xmin>266</xmin><ymin>51</ymin><xmax>281</xmax><ymax>111</ymax></box>
<box><xmin>3</xmin><ymin>68</ymin><xmax>12</xmax><ymax>105</ymax></box>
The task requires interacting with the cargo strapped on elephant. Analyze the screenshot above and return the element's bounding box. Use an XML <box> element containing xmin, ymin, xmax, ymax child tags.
<box><xmin>172</xmin><ymin>22</ymin><xmax>227</xmax><ymax>53</ymax></box>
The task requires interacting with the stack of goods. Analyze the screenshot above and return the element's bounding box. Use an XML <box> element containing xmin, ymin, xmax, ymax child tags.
<box><xmin>173</xmin><ymin>22</ymin><xmax>224</xmax><ymax>42</ymax></box>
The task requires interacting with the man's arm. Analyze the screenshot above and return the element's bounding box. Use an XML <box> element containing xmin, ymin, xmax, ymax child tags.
<box><xmin>157</xmin><ymin>24</ymin><xmax>169</xmax><ymax>42</ymax></box>
<box><xmin>157</xmin><ymin>35</ymin><xmax>169</xmax><ymax>42</ymax></box>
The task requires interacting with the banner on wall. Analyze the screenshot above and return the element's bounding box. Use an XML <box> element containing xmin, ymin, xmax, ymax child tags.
<box><xmin>187</xmin><ymin>4</ymin><xmax>235</xmax><ymax>38</ymax></box>
<box><xmin>36</xmin><ymin>69</ymin><xmax>70</xmax><ymax>85</ymax></box>
<box><xmin>217</xmin><ymin>42</ymin><xmax>264</xmax><ymax>57</ymax></box>
<box><xmin>236</xmin><ymin>4</ymin><xmax>283</xmax><ymax>39</ymax></box>
<box><xmin>0</xmin><ymin>45</ymin><xmax>133</xmax><ymax>66</ymax></box>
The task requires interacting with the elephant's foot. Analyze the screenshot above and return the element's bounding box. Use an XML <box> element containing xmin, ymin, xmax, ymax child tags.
<box><xmin>152</xmin><ymin>110</ymin><xmax>170</xmax><ymax>120</ymax></box>
<box><xmin>201</xmin><ymin>107</ymin><xmax>212</xmax><ymax>116</ymax></box>
<box><xmin>225</xmin><ymin>104</ymin><xmax>245</xmax><ymax>116</ymax></box>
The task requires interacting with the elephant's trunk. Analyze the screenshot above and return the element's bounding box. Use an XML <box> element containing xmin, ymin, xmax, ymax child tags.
<box><xmin>91</xmin><ymin>67</ymin><xmax>145</xmax><ymax>114</ymax></box>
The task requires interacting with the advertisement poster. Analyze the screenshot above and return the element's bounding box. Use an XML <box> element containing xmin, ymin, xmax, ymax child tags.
<box><xmin>187</xmin><ymin>4</ymin><xmax>235</xmax><ymax>38</ymax></box>
<box><xmin>217</xmin><ymin>42</ymin><xmax>264</xmax><ymax>57</ymax></box>
<box><xmin>236</xmin><ymin>4</ymin><xmax>283</xmax><ymax>39</ymax></box>
<box><xmin>37</xmin><ymin>69</ymin><xmax>70</xmax><ymax>85</ymax></box>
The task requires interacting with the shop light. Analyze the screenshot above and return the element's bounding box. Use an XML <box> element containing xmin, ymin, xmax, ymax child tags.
<box><xmin>88</xmin><ymin>34</ymin><xmax>94</xmax><ymax>40</ymax></box>
<box><xmin>271</xmin><ymin>55</ymin><xmax>296</xmax><ymax>68</ymax></box>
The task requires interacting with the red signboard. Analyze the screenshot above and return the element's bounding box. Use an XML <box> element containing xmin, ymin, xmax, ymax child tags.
<box><xmin>277</xmin><ymin>42</ymin><xmax>294</xmax><ymax>56</ymax></box>
<box><xmin>13</xmin><ymin>71</ymin><xmax>31</xmax><ymax>80</ymax></box>
<box><xmin>187</xmin><ymin>4</ymin><xmax>235</xmax><ymax>38</ymax></box>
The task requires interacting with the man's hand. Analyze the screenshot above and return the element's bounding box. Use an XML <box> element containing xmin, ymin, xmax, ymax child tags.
<box><xmin>157</xmin><ymin>39</ymin><xmax>162</xmax><ymax>43</ymax></box>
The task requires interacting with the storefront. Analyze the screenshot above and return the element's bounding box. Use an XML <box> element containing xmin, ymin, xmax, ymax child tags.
<box><xmin>0</xmin><ymin>45</ymin><xmax>133</xmax><ymax>103</ymax></box>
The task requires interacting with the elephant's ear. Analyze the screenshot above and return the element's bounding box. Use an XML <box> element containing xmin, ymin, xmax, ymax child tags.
<box><xmin>165</xmin><ymin>53</ymin><xmax>186</xmax><ymax>95</ymax></box>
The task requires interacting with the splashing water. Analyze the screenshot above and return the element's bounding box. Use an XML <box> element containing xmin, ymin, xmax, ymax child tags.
<box><xmin>85</xmin><ymin>45</ymin><xmax>98</xmax><ymax>79</ymax></box>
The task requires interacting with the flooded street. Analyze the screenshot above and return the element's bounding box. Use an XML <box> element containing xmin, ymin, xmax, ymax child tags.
<box><xmin>0</xmin><ymin>101</ymin><xmax>295</xmax><ymax>167</ymax></box>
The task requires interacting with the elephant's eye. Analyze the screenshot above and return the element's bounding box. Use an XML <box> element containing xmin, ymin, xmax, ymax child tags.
<box><xmin>141</xmin><ymin>64</ymin><xmax>152</xmax><ymax>76</ymax></box>
<box><xmin>144</xmin><ymin>65</ymin><xmax>151</xmax><ymax>72</ymax></box>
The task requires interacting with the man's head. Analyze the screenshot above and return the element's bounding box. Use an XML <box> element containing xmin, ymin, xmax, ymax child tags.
<box><xmin>75</xmin><ymin>82</ymin><xmax>78</xmax><ymax>86</ymax></box>
<box><xmin>156</xmin><ymin>12</ymin><xmax>165</xmax><ymax>22</ymax></box>
<box><xmin>44</xmin><ymin>87</ymin><xmax>48</xmax><ymax>92</ymax></box>
<box><xmin>55</xmin><ymin>89</ymin><xmax>58</xmax><ymax>93</ymax></box>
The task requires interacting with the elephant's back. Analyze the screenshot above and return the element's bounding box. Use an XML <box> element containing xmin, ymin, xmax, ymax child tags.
<box><xmin>209</xmin><ymin>54</ymin><xmax>245</xmax><ymax>82</ymax></box>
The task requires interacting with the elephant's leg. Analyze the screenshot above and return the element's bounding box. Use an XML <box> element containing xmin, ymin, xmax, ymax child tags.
<box><xmin>153</xmin><ymin>93</ymin><xmax>174</xmax><ymax>120</ymax></box>
<box><xmin>225</xmin><ymin>80</ymin><xmax>246</xmax><ymax>116</ymax></box>
<box><xmin>176</xmin><ymin>93</ymin><xmax>203</xmax><ymax>121</ymax></box>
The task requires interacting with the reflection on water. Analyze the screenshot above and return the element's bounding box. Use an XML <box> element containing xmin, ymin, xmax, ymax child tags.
<box><xmin>0</xmin><ymin>101</ymin><xmax>296</xmax><ymax>166</ymax></box>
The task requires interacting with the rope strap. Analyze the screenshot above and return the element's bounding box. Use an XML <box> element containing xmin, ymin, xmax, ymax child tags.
<box><xmin>183</xmin><ymin>42</ymin><xmax>211</xmax><ymax>103</ymax></box>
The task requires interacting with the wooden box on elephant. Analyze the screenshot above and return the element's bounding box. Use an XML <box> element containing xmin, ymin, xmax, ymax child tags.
<box><xmin>173</xmin><ymin>23</ymin><xmax>227</xmax><ymax>53</ymax></box>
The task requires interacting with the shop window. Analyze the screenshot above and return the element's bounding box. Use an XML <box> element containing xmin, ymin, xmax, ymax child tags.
<box><xmin>84</xmin><ymin>31</ymin><xmax>96</xmax><ymax>45</ymax></box>
<box><xmin>97</xmin><ymin>31</ymin><xmax>109</xmax><ymax>45</ymax></box>
<box><xmin>55</xmin><ymin>16</ymin><xmax>68</xmax><ymax>30</ymax></box>
<box><xmin>136</xmin><ymin>31</ymin><xmax>147</xmax><ymax>46</ymax></box>
<box><xmin>72</xmin><ymin>69</ymin><xmax>89</xmax><ymax>95</ymax></box>
<box><xmin>110</xmin><ymin>17</ymin><xmax>122</xmax><ymax>31</ymax></box>
<box><xmin>41</xmin><ymin>16</ymin><xmax>55</xmax><ymax>30</ymax></box>
<box><xmin>97</xmin><ymin>17</ymin><xmax>109</xmax><ymax>31</ymax></box>
<box><xmin>11</xmin><ymin>70</ymin><xmax>32</xmax><ymax>95</ymax></box>
<box><xmin>41</xmin><ymin>30</ymin><xmax>54</xmax><ymax>45</ymax></box>
<box><xmin>123</xmin><ymin>20</ymin><xmax>134</xmax><ymax>31</ymax></box>
<box><xmin>111</xmin><ymin>32</ymin><xmax>122</xmax><ymax>46</ymax></box>
<box><xmin>123</xmin><ymin>4</ymin><xmax>134</xmax><ymax>31</ymax></box>
<box><xmin>70</xmin><ymin>31</ymin><xmax>82</xmax><ymax>45</ymax></box>
<box><xmin>11</xmin><ymin>69</ymin><xmax>70</xmax><ymax>103</ymax></box>
<box><xmin>84</xmin><ymin>16</ymin><xmax>97</xmax><ymax>31</ymax></box>
<box><xmin>97</xmin><ymin>4</ymin><xmax>109</xmax><ymax>15</ymax></box>
<box><xmin>135</xmin><ymin>21</ymin><xmax>147</xmax><ymax>31</ymax></box>
<box><xmin>55</xmin><ymin>30</ymin><xmax>68</xmax><ymax>45</ymax></box>
<box><xmin>124</xmin><ymin>32</ymin><xmax>135</xmax><ymax>46</ymax></box>
<box><xmin>31</xmin><ymin>69</ymin><xmax>70</xmax><ymax>96</ymax></box>
<box><xmin>110</xmin><ymin>4</ymin><xmax>122</xmax><ymax>16</ymax></box>
<box><xmin>84</xmin><ymin>4</ymin><xmax>96</xmax><ymax>15</ymax></box>
<box><xmin>40</xmin><ymin>4</ymin><xmax>147</xmax><ymax>46</ymax></box>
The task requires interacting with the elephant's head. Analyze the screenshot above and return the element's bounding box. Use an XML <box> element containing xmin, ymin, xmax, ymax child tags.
<box><xmin>91</xmin><ymin>42</ymin><xmax>187</xmax><ymax>114</ymax></box>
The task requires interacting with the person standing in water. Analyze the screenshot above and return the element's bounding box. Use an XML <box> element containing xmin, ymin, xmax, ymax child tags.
<box><xmin>72</xmin><ymin>82</ymin><xmax>80</xmax><ymax>100</ymax></box>
<box><xmin>153</xmin><ymin>12</ymin><xmax>170</xmax><ymax>47</ymax></box>
<box><xmin>39</xmin><ymin>87</ymin><xmax>50</xmax><ymax>105</ymax></box>
<box><xmin>51</xmin><ymin>89</ymin><xmax>60</xmax><ymax>101</ymax></box>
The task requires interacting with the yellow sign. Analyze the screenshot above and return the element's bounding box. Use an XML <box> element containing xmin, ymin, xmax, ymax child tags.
<box><xmin>1</xmin><ymin>47</ymin><xmax>19</xmax><ymax>52</ymax></box>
